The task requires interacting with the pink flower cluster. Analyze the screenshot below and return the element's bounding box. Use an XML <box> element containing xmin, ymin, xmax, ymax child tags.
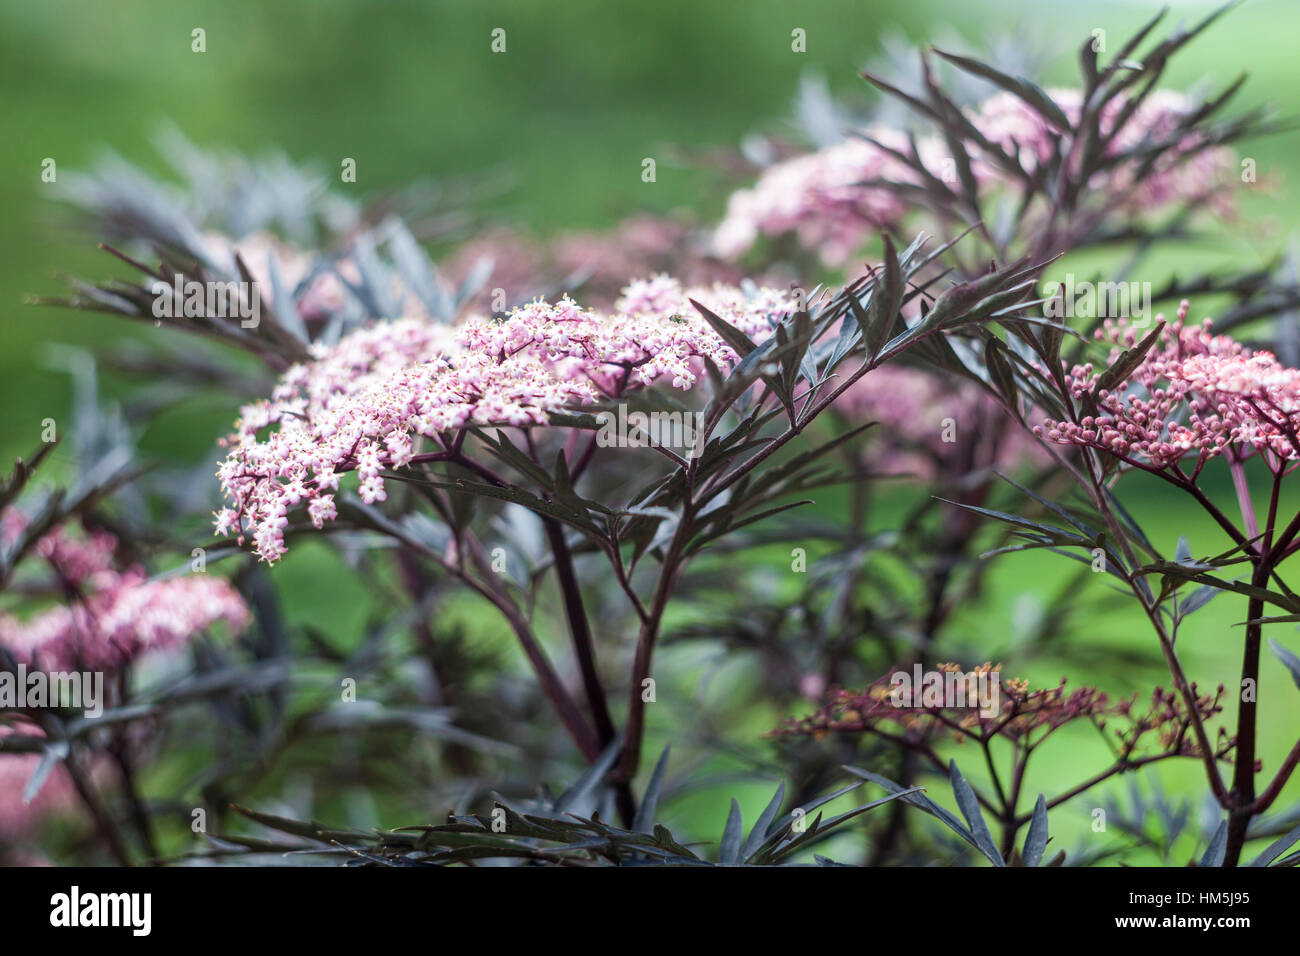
<box><xmin>23</xmin><ymin>525</ymin><xmax>117</xmax><ymax>590</ymax></box>
<box><xmin>970</xmin><ymin>89</ymin><xmax>1235</xmax><ymax>211</ymax></box>
<box><xmin>1036</xmin><ymin>302</ymin><xmax>1300</xmax><ymax>468</ymax></box>
<box><xmin>836</xmin><ymin>364</ymin><xmax>1044</xmax><ymax>478</ymax></box>
<box><xmin>215</xmin><ymin>277</ymin><xmax>798</xmax><ymax>563</ymax></box>
<box><xmin>714</xmin><ymin>89</ymin><xmax>1236</xmax><ymax>265</ymax></box>
<box><xmin>0</xmin><ymin>513</ymin><xmax>251</xmax><ymax>671</ymax></box>
<box><xmin>1</xmin><ymin>572</ymin><xmax>252</xmax><ymax>672</ymax></box>
<box><xmin>714</xmin><ymin>126</ymin><xmax>925</xmax><ymax>266</ymax></box>
<box><xmin>442</xmin><ymin>215</ymin><xmax>757</xmax><ymax>312</ymax></box>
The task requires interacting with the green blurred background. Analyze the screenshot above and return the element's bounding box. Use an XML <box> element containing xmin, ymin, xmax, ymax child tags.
<box><xmin>3</xmin><ymin>0</ymin><xmax>1299</xmax><ymax>861</ymax></box>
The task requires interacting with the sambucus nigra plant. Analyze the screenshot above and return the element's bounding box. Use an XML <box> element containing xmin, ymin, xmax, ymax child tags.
<box><xmin>6</xmin><ymin>2</ymin><xmax>1300</xmax><ymax>869</ymax></box>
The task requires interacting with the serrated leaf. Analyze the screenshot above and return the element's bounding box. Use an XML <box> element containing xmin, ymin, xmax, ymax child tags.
<box><xmin>555</xmin><ymin>736</ymin><xmax>622</xmax><ymax>814</ymax></box>
<box><xmin>845</xmin><ymin>766</ymin><xmax>989</xmax><ymax>861</ymax></box>
<box><xmin>932</xmin><ymin>49</ymin><xmax>1072</xmax><ymax>132</ymax></box>
<box><xmin>741</xmin><ymin>782</ymin><xmax>785</xmax><ymax>861</ymax></box>
<box><xmin>22</xmin><ymin>741</ymin><xmax>69</xmax><ymax>805</ymax></box>
<box><xmin>1248</xmin><ymin>821</ymin><xmax>1300</xmax><ymax>867</ymax></box>
<box><xmin>1199</xmin><ymin>819</ymin><xmax>1228</xmax><ymax>867</ymax></box>
<box><xmin>690</xmin><ymin>297</ymin><xmax>758</xmax><ymax>358</ymax></box>
<box><xmin>1092</xmin><ymin>322</ymin><xmax>1165</xmax><ymax>398</ymax></box>
<box><xmin>633</xmin><ymin>745</ymin><xmax>671</xmax><ymax>834</ymax></box>
<box><xmin>1022</xmin><ymin>794</ymin><xmax>1050</xmax><ymax>867</ymax></box>
<box><xmin>1268</xmin><ymin>638</ymin><xmax>1300</xmax><ymax>692</ymax></box>
<box><xmin>719</xmin><ymin>798</ymin><xmax>744</xmax><ymax>864</ymax></box>
<box><xmin>950</xmin><ymin>760</ymin><xmax>1005</xmax><ymax>867</ymax></box>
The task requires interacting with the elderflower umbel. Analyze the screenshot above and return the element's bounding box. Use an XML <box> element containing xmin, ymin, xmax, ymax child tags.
<box><xmin>713</xmin><ymin>88</ymin><xmax>1236</xmax><ymax>265</ymax></box>
<box><xmin>1036</xmin><ymin>302</ymin><xmax>1300</xmax><ymax>469</ymax></box>
<box><xmin>215</xmin><ymin>277</ymin><xmax>797</xmax><ymax>563</ymax></box>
